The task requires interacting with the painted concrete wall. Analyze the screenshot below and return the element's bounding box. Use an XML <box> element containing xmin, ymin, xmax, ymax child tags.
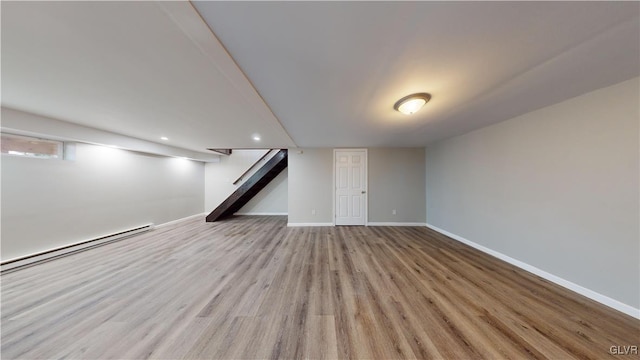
<box><xmin>2</xmin><ymin>143</ymin><xmax>204</xmax><ymax>261</ymax></box>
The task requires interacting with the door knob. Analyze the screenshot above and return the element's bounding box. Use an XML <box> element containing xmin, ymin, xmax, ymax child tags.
<box><xmin>361</xmin><ymin>191</ymin><xmax>367</xmax><ymax>194</ymax></box>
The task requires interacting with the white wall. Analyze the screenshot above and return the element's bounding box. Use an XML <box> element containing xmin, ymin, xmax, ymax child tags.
<box><xmin>204</xmin><ymin>150</ymin><xmax>288</xmax><ymax>215</ymax></box>
<box><xmin>288</xmin><ymin>147</ymin><xmax>426</xmax><ymax>225</ymax></box>
<box><xmin>1</xmin><ymin>143</ymin><xmax>205</xmax><ymax>261</ymax></box>
<box><xmin>287</xmin><ymin>148</ymin><xmax>334</xmax><ymax>224</ymax></box>
<box><xmin>236</xmin><ymin>170</ymin><xmax>288</xmax><ymax>215</ymax></box>
<box><xmin>369</xmin><ymin>148</ymin><xmax>425</xmax><ymax>224</ymax></box>
<box><xmin>425</xmin><ymin>77</ymin><xmax>639</xmax><ymax>310</ymax></box>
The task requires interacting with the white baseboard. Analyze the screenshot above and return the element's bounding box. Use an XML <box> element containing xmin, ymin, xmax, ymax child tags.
<box><xmin>1</xmin><ymin>224</ymin><xmax>154</xmax><ymax>272</ymax></box>
<box><xmin>234</xmin><ymin>212</ymin><xmax>288</xmax><ymax>216</ymax></box>
<box><xmin>287</xmin><ymin>222</ymin><xmax>426</xmax><ymax>227</ymax></box>
<box><xmin>1</xmin><ymin>213</ymin><xmax>206</xmax><ymax>272</ymax></box>
<box><xmin>155</xmin><ymin>212</ymin><xmax>206</xmax><ymax>229</ymax></box>
<box><xmin>425</xmin><ymin>223</ymin><xmax>640</xmax><ymax>319</ymax></box>
<box><xmin>368</xmin><ymin>222</ymin><xmax>427</xmax><ymax>227</ymax></box>
<box><xmin>287</xmin><ymin>222</ymin><xmax>335</xmax><ymax>227</ymax></box>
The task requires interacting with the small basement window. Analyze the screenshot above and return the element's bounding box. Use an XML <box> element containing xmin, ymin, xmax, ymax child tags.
<box><xmin>1</xmin><ymin>133</ymin><xmax>63</xmax><ymax>159</ymax></box>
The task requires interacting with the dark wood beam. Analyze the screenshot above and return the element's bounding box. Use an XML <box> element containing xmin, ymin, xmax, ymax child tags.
<box><xmin>207</xmin><ymin>149</ymin><xmax>232</xmax><ymax>156</ymax></box>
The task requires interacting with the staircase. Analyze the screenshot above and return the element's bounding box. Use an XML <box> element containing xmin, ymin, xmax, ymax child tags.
<box><xmin>206</xmin><ymin>149</ymin><xmax>288</xmax><ymax>222</ymax></box>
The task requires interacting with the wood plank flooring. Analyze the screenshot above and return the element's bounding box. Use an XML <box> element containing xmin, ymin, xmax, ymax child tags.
<box><xmin>1</xmin><ymin>216</ymin><xmax>638</xmax><ymax>359</ymax></box>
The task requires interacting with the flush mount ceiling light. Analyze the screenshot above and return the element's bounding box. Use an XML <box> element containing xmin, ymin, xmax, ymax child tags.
<box><xmin>394</xmin><ymin>93</ymin><xmax>431</xmax><ymax>115</ymax></box>
<box><xmin>160</xmin><ymin>136</ymin><xmax>169</xmax><ymax>141</ymax></box>
<box><xmin>252</xmin><ymin>134</ymin><xmax>261</xmax><ymax>141</ymax></box>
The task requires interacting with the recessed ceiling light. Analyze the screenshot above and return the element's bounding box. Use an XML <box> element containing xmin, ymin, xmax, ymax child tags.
<box><xmin>252</xmin><ymin>134</ymin><xmax>261</xmax><ymax>141</ymax></box>
<box><xmin>160</xmin><ymin>136</ymin><xmax>169</xmax><ymax>141</ymax></box>
<box><xmin>394</xmin><ymin>93</ymin><xmax>431</xmax><ymax>115</ymax></box>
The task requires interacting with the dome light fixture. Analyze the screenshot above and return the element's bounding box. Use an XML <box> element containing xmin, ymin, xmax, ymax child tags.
<box><xmin>394</xmin><ymin>93</ymin><xmax>431</xmax><ymax>115</ymax></box>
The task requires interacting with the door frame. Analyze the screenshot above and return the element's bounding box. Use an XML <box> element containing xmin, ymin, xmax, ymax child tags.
<box><xmin>333</xmin><ymin>148</ymin><xmax>368</xmax><ymax>226</ymax></box>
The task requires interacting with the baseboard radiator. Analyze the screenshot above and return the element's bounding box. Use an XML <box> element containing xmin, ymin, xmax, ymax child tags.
<box><xmin>1</xmin><ymin>224</ymin><xmax>154</xmax><ymax>274</ymax></box>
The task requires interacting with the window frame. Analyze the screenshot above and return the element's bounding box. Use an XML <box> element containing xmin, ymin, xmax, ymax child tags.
<box><xmin>1</xmin><ymin>132</ymin><xmax>65</xmax><ymax>160</ymax></box>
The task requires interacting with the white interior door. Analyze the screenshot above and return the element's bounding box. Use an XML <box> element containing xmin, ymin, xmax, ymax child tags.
<box><xmin>335</xmin><ymin>149</ymin><xmax>367</xmax><ymax>225</ymax></box>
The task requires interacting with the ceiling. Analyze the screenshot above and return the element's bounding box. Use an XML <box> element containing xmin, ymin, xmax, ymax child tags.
<box><xmin>1</xmin><ymin>1</ymin><xmax>296</xmax><ymax>152</ymax></box>
<box><xmin>194</xmin><ymin>1</ymin><xmax>640</xmax><ymax>147</ymax></box>
<box><xmin>2</xmin><ymin>2</ymin><xmax>639</xmax><ymax>151</ymax></box>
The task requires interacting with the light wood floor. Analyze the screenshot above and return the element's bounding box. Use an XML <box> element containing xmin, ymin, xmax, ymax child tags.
<box><xmin>1</xmin><ymin>216</ymin><xmax>638</xmax><ymax>359</ymax></box>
